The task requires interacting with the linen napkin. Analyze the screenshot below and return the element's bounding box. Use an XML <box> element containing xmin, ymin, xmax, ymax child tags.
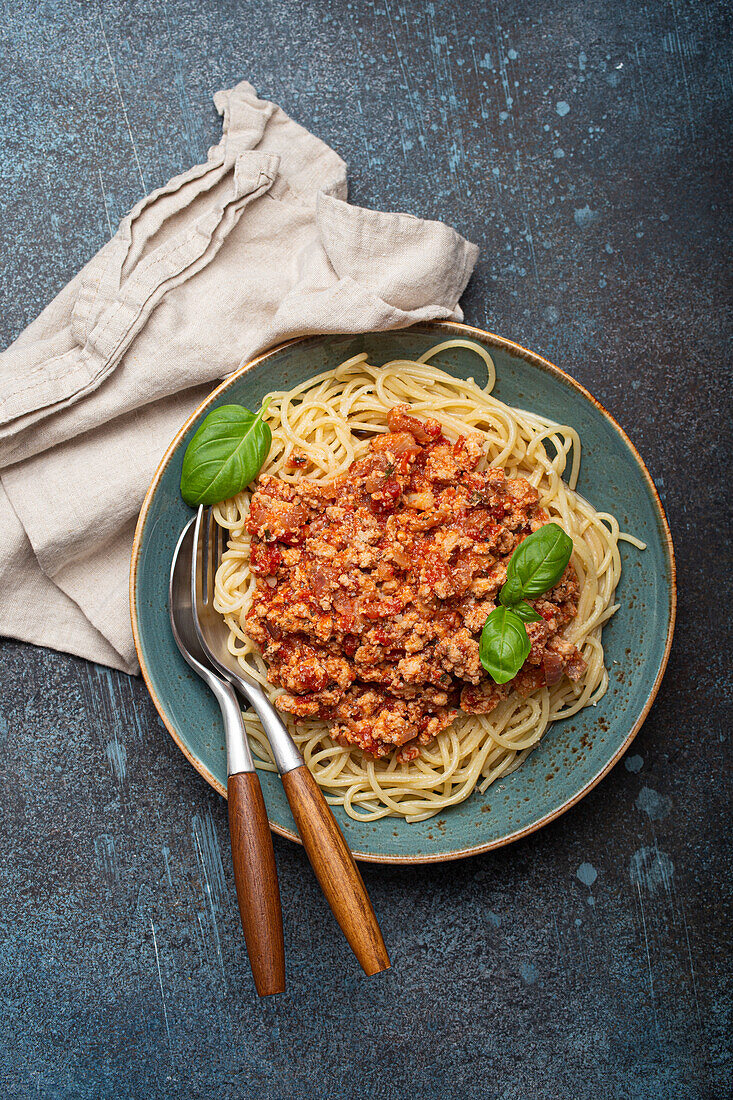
<box><xmin>0</xmin><ymin>81</ymin><xmax>478</xmax><ymax>674</ymax></box>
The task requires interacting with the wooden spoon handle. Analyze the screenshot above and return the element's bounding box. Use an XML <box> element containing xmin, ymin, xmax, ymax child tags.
<box><xmin>227</xmin><ymin>772</ymin><xmax>286</xmax><ymax>996</ymax></box>
<box><xmin>281</xmin><ymin>764</ymin><xmax>390</xmax><ymax>976</ymax></box>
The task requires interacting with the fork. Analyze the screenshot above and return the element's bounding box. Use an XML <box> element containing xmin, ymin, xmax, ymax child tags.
<box><xmin>169</xmin><ymin>518</ymin><xmax>285</xmax><ymax>996</ymax></box>
<box><xmin>192</xmin><ymin>505</ymin><xmax>390</xmax><ymax>977</ymax></box>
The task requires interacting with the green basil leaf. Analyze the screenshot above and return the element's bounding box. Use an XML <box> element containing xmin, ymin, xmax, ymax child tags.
<box><xmin>511</xmin><ymin>600</ymin><xmax>543</xmax><ymax>623</ymax></box>
<box><xmin>479</xmin><ymin>606</ymin><xmax>531</xmax><ymax>685</ymax></box>
<box><xmin>499</xmin><ymin>522</ymin><xmax>573</xmax><ymax>604</ymax></box>
<box><xmin>180</xmin><ymin>401</ymin><xmax>272</xmax><ymax>506</ymax></box>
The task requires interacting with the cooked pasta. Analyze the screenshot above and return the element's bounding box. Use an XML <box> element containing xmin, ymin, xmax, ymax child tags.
<box><xmin>212</xmin><ymin>340</ymin><xmax>641</xmax><ymax>822</ymax></box>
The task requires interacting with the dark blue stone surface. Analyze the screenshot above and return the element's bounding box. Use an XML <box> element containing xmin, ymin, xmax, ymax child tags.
<box><xmin>0</xmin><ymin>2</ymin><xmax>730</xmax><ymax>1097</ymax></box>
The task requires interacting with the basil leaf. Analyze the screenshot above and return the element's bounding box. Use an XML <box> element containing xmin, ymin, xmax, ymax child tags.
<box><xmin>479</xmin><ymin>606</ymin><xmax>531</xmax><ymax>684</ymax></box>
<box><xmin>180</xmin><ymin>400</ymin><xmax>271</xmax><ymax>506</ymax></box>
<box><xmin>499</xmin><ymin>522</ymin><xmax>573</xmax><ymax>604</ymax></box>
<box><xmin>511</xmin><ymin>600</ymin><xmax>543</xmax><ymax>623</ymax></box>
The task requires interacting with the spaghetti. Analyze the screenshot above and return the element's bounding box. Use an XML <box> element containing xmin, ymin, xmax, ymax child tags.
<box><xmin>213</xmin><ymin>340</ymin><xmax>641</xmax><ymax>822</ymax></box>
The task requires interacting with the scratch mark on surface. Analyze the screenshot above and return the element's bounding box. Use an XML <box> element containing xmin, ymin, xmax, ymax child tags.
<box><xmin>40</xmin><ymin>165</ymin><xmax>66</xmax><ymax>261</ymax></box>
<box><xmin>77</xmin><ymin>664</ymin><xmax>144</xmax><ymax>785</ymax></box>
<box><xmin>96</xmin><ymin>4</ymin><xmax>147</xmax><ymax>192</ymax></box>
<box><xmin>94</xmin><ymin>833</ymin><xmax>119</xmax><ymax>885</ymax></box>
<box><xmin>468</xmin><ymin>39</ymin><xmax>490</xmax><ymax>120</ymax></box>
<box><xmin>573</xmin><ymin>919</ymin><xmax>590</xmax><ymax>976</ymax></box>
<box><xmin>630</xmin><ymin>845</ymin><xmax>675</xmax><ymax>897</ymax></box>
<box><xmin>425</xmin><ymin>3</ymin><xmax>467</xmax><ymax>196</ymax></box>
<box><xmin>520</xmin><ymin>960</ymin><xmax>537</xmax><ymax>985</ymax></box>
<box><xmin>162</xmin><ymin>0</ymin><xmax>197</xmax><ymax>161</ymax></box>
<box><xmin>192</xmin><ymin>811</ymin><xmax>226</xmax><ymax>905</ymax></box>
<box><xmin>635</xmin><ymin>881</ymin><xmax>659</xmax><ymax>1035</ymax></box>
<box><xmin>551</xmin><ymin>913</ymin><xmax>568</xmax><ymax>981</ymax></box>
<box><xmin>384</xmin><ymin>0</ymin><xmax>426</xmax><ymax>147</ymax></box>
<box><xmin>105</xmin><ymin>738</ymin><xmax>127</xmax><ymax>781</ymax></box>
<box><xmin>150</xmin><ymin>920</ymin><xmax>173</xmax><ymax>1059</ymax></box>
<box><xmin>194</xmin><ymin>908</ymin><xmax>228</xmax><ymax>1007</ymax></box>
<box><xmin>97</xmin><ymin>168</ymin><xmax>114</xmax><ymax>238</ymax></box>
<box><xmin>496</xmin><ymin>27</ymin><xmax>514</xmax><ymax>115</ymax></box>
<box><xmin>490</xmin><ymin>4</ymin><xmax>539</xmax><ymax>288</ymax></box>
<box><xmin>193</xmin><ymin>820</ymin><xmax>228</xmax><ymax>988</ymax></box>
<box><xmin>627</xmin><ymin>840</ymin><xmax>708</xmax><ymax>1062</ymax></box>
<box><xmin>668</xmin><ymin>0</ymin><xmax>696</xmax><ymax>132</ymax></box>
<box><xmin>678</xmin><ymin>895</ymin><xmax>704</xmax><ymax>1035</ymax></box>
<box><xmin>634</xmin><ymin>43</ymin><xmax>650</xmax><ymax>117</ymax></box>
<box><xmin>356</xmin><ymin>99</ymin><xmax>375</xmax><ymax>171</ymax></box>
<box><xmin>161</xmin><ymin>846</ymin><xmax>174</xmax><ymax>891</ymax></box>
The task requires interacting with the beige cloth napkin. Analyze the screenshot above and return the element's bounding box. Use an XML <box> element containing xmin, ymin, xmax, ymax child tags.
<box><xmin>0</xmin><ymin>81</ymin><xmax>478</xmax><ymax>674</ymax></box>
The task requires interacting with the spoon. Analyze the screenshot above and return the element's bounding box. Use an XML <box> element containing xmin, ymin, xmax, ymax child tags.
<box><xmin>169</xmin><ymin>518</ymin><xmax>285</xmax><ymax>996</ymax></box>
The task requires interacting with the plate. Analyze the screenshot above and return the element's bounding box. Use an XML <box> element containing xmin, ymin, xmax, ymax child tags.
<box><xmin>130</xmin><ymin>322</ymin><xmax>675</xmax><ymax>863</ymax></box>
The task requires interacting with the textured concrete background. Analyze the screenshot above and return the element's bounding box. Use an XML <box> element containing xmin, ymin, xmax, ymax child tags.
<box><xmin>0</xmin><ymin>1</ymin><xmax>731</xmax><ymax>1098</ymax></box>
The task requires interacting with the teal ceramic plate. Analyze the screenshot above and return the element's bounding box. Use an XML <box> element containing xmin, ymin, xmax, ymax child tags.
<box><xmin>131</xmin><ymin>322</ymin><xmax>675</xmax><ymax>863</ymax></box>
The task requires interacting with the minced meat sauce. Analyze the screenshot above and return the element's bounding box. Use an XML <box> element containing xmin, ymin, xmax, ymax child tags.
<box><xmin>244</xmin><ymin>405</ymin><xmax>587</xmax><ymax>760</ymax></box>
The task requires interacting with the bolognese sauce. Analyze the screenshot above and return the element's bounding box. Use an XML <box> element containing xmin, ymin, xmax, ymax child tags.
<box><xmin>244</xmin><ymin>405</ymin><xmax>586</xmax><ymax>761</ymax></box>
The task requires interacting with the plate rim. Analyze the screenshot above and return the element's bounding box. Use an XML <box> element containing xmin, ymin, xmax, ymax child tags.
<box><xmin>130</xmin><ymin>320</ymin><xmax>676</xmax><ymax>864</ymax></box>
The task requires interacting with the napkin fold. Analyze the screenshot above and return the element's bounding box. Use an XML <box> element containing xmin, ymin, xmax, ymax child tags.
<box><xmin>0</xmin><ymin>81</ymin><xmax>478</xmax><ymax>674</ymax></box>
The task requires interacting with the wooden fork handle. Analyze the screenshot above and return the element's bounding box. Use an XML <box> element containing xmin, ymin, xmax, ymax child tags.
<box><xmin>281</xmin><ymin>765</ymin><xmax>390</xmax><ymax>976</ymax></box>
<box><xmin>227</xmin><ymin>772</ymin><xmax>286</xmax><ymax>996</ymax></box>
